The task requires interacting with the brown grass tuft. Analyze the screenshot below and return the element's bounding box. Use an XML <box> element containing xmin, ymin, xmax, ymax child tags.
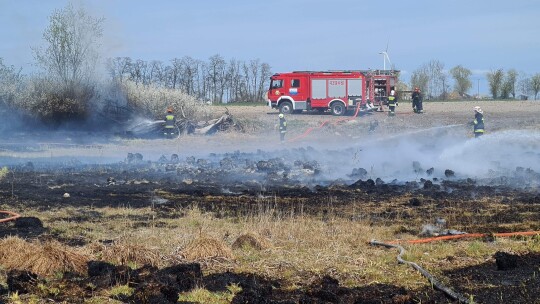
<box><xmin>0</xmin><ymin>236</ymin><xmax>88</xmax><ymax>276</ymax></box>
<box><xmin>89</xmin><ymin>241</ymin><xmax>162</xmax><ymax>267</ymax></box>
<box><xmin>180</xmin><ymin>236</ymin><xmax>234</xmax><ymax>261</ymax></box>
<box><xmin>232</xmin><ymin>233</ymin><xmax>271</xmax><ymax>250</ymax></box>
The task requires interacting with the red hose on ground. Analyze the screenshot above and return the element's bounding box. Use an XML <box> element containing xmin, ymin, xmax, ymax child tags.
<box><xmin>371</xmin><ymin>230</ymin><xmax>540</xmax><ymax>303</ymax></box>
<box><xmin>387</xmin><ymin>230</ymin><xmax>540</xmax><ymax>245</ymax></box>
<box><xmin>0</xmin><ymin>210</ymin><xmax>21</xmax><ymax>223</ymax></box>
<box><xmin>287</xmin><ymin>102</ymin><xmax>363</xmax><ymax>143</ymax></box>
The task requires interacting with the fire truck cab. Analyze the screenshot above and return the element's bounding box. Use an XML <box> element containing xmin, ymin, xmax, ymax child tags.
<box><xmin>267</xmin><ymin>70</ymin><xmax>398</xmax><ymax>116</ymax></box>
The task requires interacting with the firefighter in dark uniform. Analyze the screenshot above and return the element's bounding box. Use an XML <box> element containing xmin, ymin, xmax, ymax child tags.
<box><xmin>387</xmin><ymin>90</ymin><xmax>397</xmax><ymax>116</ymax></box>
<box><xmin>163</xmin><ymin>108</ymin><xmax>176</xmax><ymax>139</ymax></box>
<box><xmin>472</xmin><ymin>106</ymin><xmax>484</xmax><ymax>138</ymax></box>
<box><xmin>412</xmin><ymin>87</ymin><xmax>424</xmax><ymax>113</ymax></box>
<box><xmin>279</xmin><ymin>113</ymin><xmax>287</xmax><ymax>143</ymax></box>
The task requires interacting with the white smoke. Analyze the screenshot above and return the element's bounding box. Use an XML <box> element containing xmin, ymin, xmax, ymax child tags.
<box><xmin>438</xmin><ymin>130</ymin><xmax>540</xmax><ymax>177</ymax></box>
<box><xmin>343</xmin><ymin>128</ymin><xmax>540</xmax><ymax>184</ymax></box>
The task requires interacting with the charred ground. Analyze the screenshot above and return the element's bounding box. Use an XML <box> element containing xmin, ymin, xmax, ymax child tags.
<box><xmin>1</xmin><ymin>101</ymin><xmax>540</xmax><ymax>303</ymax></box>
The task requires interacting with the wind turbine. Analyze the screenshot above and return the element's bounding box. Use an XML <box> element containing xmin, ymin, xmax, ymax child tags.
<box><xmin>379</xmin><ymin>42</ymin><xmax>392</xmax><ymax>70</ymax></box>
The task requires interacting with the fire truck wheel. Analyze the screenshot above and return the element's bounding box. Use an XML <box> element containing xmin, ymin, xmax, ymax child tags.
<box><xmin>279</xmin><ymin>101</ymin><xmax>293</xmax><ymax>114</ymax></box>
<box><xmin>331</xmin><ymin>102</ymin><xmax>346</xmax><ymax>116</ymax></box>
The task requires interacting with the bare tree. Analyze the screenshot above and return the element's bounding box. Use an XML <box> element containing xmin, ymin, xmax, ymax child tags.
<box><xmin>29</xmin><ymin>3</ymin><xmax>104</xmax><ymax>123</ymax></box>
<box><xmin>198</xmin><ymin>62</ymin><xmax>209</xmax><ymax>101</ymax></box>
<box><xmin>426</xmin><ymin>60</ymin><xmax>445</xmax><ymax>99</ymax></box>
<box><xmin>531</xmin><ymin>73</ymin><xmax>540</xmax><ymax>100</ymax></box>
<box><xmin>225</xmin><ymin>58</ymin><xmax>243</xmax><ymax>102</ymax></box>
<box><xmin>241</xmin><ymin>59</ymin><xmax>264</xmax><ymax>102</ymax></box>
<box><xmin>503</xmin><ymin>69</ymin><xmax>518</xmax><ymax>99</ymax></box>
<box><xmin>410</xmin><ymin>60</ymin><xmax>445</xmax><ymax>99</ymax></box>
<box><xmin>517</xmin><ymin>72</ymin><xmax>531</xmax><ymax>97</ymax></box>
<box><xmin>449</xmin><ymin>65</ymin><xmax>472</xmax><ymax>98</ymax></box>
<box><xmin>129</xmin><ymin>59</ymin><xmax>148</xmax><ymax>85</ymax></box>
<box><xmin>180</xmin><ymin>56</ymin><xmax>199</xmax><ymax>96</ymax></box>
<box><xmin>207</xmin><ymin>54</ymin><xmax>227</xmax><ymax>103</ymax></box>
<box><xmin>440</xmin><ymin>73</ymin><xmax>450</xmax><ymax>100</ymax></box>
<box><xmin>0</xmin><ymin>58</ymin><xmax>23</xmax><ymax>107</ymax></box>
<box><xmin>148</xmin><ymin>60</ymin><xmax>166</xmax><ymax>86</ymax></box>
<box><xmin>486</xmin><ymin>69</ymin><xmax>504</xmax><ymax>99</ymax></box>
<box><xmin>106</xmin><ymin>57</ymin><xmax>132</xmax><ymax>83</ymax></box>
<box><xmin>249</xmin><ymin>59</ymin><xmax>261</xmax><ymax>101</ymax></box>
<box><xmin>258</xmin><ymin>62</ymin><xmax>272</xmax><ymax>101</ymax></box>
<box><xmin>170</xmin><ymin>58</ymin><xmax>182</xmax><ymax>89</ymax></box>
<box><xmin>410</xmin><ymin>67</ymin><xmax>429</xmax><ymax>96</ymax></box>
<box><xmin>33</xmin><ymin>3</ymin><xmax>103</xmax><ymax>89</ymax></box>
<box><xmin>104</xmin><ymin>55</ymin><xmax>272</xmax><ymax>104</ymax></box>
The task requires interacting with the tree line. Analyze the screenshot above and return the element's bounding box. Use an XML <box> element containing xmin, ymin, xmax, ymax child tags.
<box><xmin>106</xmin><ymin>55</ymin><xmax>272</xmax><ymax>104</ymax></box>
<box><xmin>410</xmin><ymin>59</ymin><xmax>540</xmax><ymax>100</ymax></box>
<box><xmin>3</xmin><ymin>3</ymin><xmax>540</xmax><ymax>130</ymax></box>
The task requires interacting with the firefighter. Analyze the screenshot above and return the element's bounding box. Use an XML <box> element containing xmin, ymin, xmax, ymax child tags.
<box><xmin>387</xmin><ymin>90</ymin><xmax>397</xmax><ymax>116</ymax></box>
<box><xmin>472</xmin><ymin>106</ymin><xmax>484</xmax><ymax>138</ymax></box>
<box><xmin>163</xmin><ymin>107</ymin><xmax>176</xmax><ymax>139</ymax></box>
<box><xmin>278</xmin><ymin>113</ymin><xmax>287</xmax><ymax>143</ymax></box>
<box><xmin>412</xmin><ymin>87</ymin><xmax>424</xmax><ymax>113</ymax></box>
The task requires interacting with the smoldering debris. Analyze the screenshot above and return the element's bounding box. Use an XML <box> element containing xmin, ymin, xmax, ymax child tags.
<box><xmin>121</xmin><ymin>113</ymin><xmax>239</xmax><ymax>139</ymax></box>
<box><xmin>3</xmin><ymin>145</ymin><xmax>540</xmax><ymax>197</ymax></box>
<box><xmin>420</xmin><ymin>218</ymin><xmax>467</xmax><ymax>237</ymax></box>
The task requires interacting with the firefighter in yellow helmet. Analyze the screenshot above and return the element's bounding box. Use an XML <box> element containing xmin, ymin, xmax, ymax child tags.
<box><xmin>387</xmin><ymin>90</ymin><xmax>398</xmax><ymax>116</ymax></box>
<box><xmin>163</xmin><ymin>107</ymin><xmax>177</xmax><ymax>139</ymax></box>
<box><xmin>278</xmin><ymin>113</ymin><xmax>287</xmax><ymax>143</ymax></box>
<box><xmin>472</xmin><ymin>106</ymin><xmax>484</xmax><ymax>138</ymax></box>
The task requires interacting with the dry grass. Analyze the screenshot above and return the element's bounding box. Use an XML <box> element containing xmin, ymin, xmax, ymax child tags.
<box><xmin>6</xmin><ymin>200</ymin><xmax>540</xmax><ymax>294</ymax></box>
<box><xmin>232</xmin><ymin>233</ymin><xmax>271</xmax><ymax>250</ymax></box>
<box><xmin>0</xmin><ymin>236</ymin><xmax>88</xmax><ymax>277</ymax></box>
<box><xmin>179</xmin><ymin>235</ymin><xmax>235</xmax><ymax>261</ymax></box>
<box><xmin>88</xmin><ymin>241</ymin><xmax>163</xmax><ymax>267</ymax></box>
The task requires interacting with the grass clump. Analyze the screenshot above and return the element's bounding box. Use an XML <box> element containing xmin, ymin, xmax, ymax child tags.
<box><xmin>180</xmin><ymin>236</ymin><xmax>234</xmax><ymax>261</ymax></box>
<box><xmin>232</xmin><ymin>233</ymin><xmax>271</xmax><ymax>251</ymax></box>
<box><xmin>88</xmin><ymin>241</ymin><xmax>162</xmax><ymax>267</ymax></box>
<box><xmin>0</xmin><ymin>167</ymin><xmax>8</xmax><ymax>180</ymax></box>
<box><xmin>0</xmin><ymin>236</ymin><xmax>88</xmax><ymax>277</ymax></box>
<box><xmin>108</xmin><ymin>284</ymin><xmax>134</xmax><ymax>299</ymax></box>
<box><xmin>178</xmin><ymin>284</ymin><xmax>241</xmax><ymax>304</ymax></box>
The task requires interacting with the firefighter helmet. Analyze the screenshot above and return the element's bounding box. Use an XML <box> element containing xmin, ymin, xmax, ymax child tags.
<box><xmin>279</xmin><ymin>113</ymin><xmax>284</xmax><ymax>118</ymax></box>
<box><xmin>474</xmin><ymin>106</ymin><xmax>483</xmax><ymax>114</ymax></box>
<box><xmin>390</xmin><ymin>90</ymin><xmax>395</xmax><ymax>95</ymax></box>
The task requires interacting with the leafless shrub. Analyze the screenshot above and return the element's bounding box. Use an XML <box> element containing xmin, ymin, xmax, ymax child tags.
<box><xmin>0</xmin><ymin>58</ymin><xmax>23</xmax><ymax>108</ymax></box>
<box><xmin>120</xmin><ymin>80</ymin><xmax>211</xmax><ymax>121</ymax></box>
<box><xmin>19</xmin><ymin>77</ymin><xmax>95</xmax><ymax>123</ymax></box>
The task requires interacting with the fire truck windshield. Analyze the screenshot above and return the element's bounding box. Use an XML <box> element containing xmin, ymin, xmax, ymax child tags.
<box><xmin>270</xmin><ymin>79</ymin><xmax>283</xmax><ymax>89</ymax></box>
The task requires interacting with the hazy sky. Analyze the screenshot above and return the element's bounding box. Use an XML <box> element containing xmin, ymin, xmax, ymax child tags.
<box><xmin>1</xmin><ymin>0</ymin><xmax>539</xmax><ymax>94</ymax></box>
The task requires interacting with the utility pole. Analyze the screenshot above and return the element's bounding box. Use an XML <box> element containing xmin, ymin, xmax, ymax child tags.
<box><xmin>477</xmin><ymin>78</ymin><xmax>480</xmax><ymax>99</ymax></box>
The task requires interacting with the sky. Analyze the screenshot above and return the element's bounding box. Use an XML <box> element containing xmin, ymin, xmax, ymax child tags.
<box><xmin>1</xmin><ymin>0</ymin><xmax>539</xmax><ymax>95</ymax></box>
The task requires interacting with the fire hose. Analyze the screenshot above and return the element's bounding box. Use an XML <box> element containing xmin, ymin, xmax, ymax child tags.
<box><xmin>287</xmin><ymin>102</ymin><xmax>363</xmax><ymax>143</ymax></box>
<box><xmin>370</xmin><ymin>239</ymin><xmax>470</xmax><ymax>303</ymax></box>
<box><xmin>286</xmin><ymin>103</ymin><xmax>424</xmax><ymax>143</ymax></box>
<box><xmin>371</xmin><ymin>230</ymin><xmax>540</xmax><ymax>303</ymax></box>
<box><xmin>0</xmin><ymin>210</ymin><xmax>21</xmax><ymax>223</ymax></box>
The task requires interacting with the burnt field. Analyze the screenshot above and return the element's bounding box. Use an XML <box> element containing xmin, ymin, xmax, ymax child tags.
<box><xmin>1</xmin><ymin>102</ymin><xmax>540</xmax><ymax>303</ymax></box>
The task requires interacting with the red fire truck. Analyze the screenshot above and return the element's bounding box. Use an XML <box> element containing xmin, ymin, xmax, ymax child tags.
<box><xmin>266</xmin><ymin>70</ymin><xmax>398</xmax><ymax>116</ymax></box>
